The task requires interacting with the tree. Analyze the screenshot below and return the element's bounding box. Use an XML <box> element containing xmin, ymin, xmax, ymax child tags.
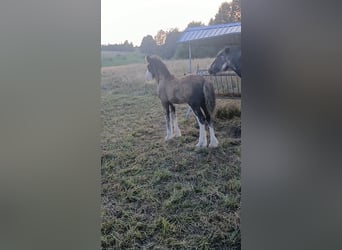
<box><xmin>154</xmin><ymin>30</ymin><xmax>167</xmax><ymax>46</ymax></box>
<box><xmin>101</xmin><ymin>41</ymin><xmax>134</xmax><ymax>52</ymax></box>
<box><xmin>209</xmin><ymin>0</ymin><xmax>241</xmax><ymax>25</ymax></box>
<box><xmin>187</xmin><ymin>21</ymin><xmax>205</xmax><ymax>28</ymax></box>
<box><xmin>139</xmin><ymin>35</ymin><xmax>158</xmax><ymax>55</ymax></box>
<box><xmin>231</xmin><ymin>0</ymin><xmax>241</xmax><ymax>22</ymax></box>
<box><xmin>160</xmin><ymin>28</ymin><xmax>181</xmax><ymax>59</ymax></box>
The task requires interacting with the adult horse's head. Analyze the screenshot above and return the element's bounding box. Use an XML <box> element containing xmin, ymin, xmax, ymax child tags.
<box><xmin>145</xmin><ymin>55</ymin><xmax>172</xmax><ymax>82</ymax></box>
<box><xmin>208</xmin><ymin>47</ymin><xmax>241</xmax><ymax>77</ymax></box>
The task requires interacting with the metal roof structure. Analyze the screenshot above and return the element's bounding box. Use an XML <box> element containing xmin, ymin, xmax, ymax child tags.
<box><xmin>178</xmin><ymin>22</ymin><xmax>241</xmax><ymax>43</ymax></box>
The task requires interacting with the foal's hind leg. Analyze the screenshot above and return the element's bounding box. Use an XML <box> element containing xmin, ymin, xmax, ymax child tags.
<box><xmin>201</xmin><ymin>103</ymin><xmax>219</xmax><ymax>148</ymax></box>
<box><xmin>191</xmin><ymin>106</ymin><xmax>207</xmax><ymax>147</ymax></box>
<box><xmin>170</xmin><ymin>104</ymin><xmax>181</xmax><ymax>137</ymax></box>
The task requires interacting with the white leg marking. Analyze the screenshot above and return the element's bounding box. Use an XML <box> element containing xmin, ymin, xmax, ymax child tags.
<box><xmin>208</xmin><ymin>125</ymin><xmax>219</xmax><ymax>148</ymax></box>
<box><xmin>165</xmin><ymin>128</ymin><xmax>172</xmax><ymax>140</ymax></box>
<box><xmin>196</xmin><ymin>121</ymin><xmax>207</xmax><ymax>147</ymax></box>
<box><xmin>171</xmin><ymin>112</ymin><xmax>181</xmax><ymax>137</ymax></box>
<box><xmin>165</xmin><ymin>114</ymin><xmax>172</xmax><ymax>140</ymax></box>
<box><xmin>169</xmin><ymin>112</ymin><xmax>174</xmax><ymax>136</ymax></box>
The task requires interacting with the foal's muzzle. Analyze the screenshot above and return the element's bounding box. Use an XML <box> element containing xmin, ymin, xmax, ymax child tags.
<box><xmin>208</xmin><ymin>65</ymin><xmax>219</xmax><ymax>75</ymax></box>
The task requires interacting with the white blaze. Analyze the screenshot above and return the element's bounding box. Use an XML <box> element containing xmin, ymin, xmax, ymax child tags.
<box><xmin>221</xmin><ymin>62</ymin><xmax>227</xmax><ymax>72</ymax></box>
<box><xmin>145</xmin><ymin>70</ymin><xmax>153</xmax><ymax>82</ymax></box>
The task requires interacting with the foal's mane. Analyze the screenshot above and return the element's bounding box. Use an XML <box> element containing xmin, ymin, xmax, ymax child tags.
<box><xmin>148</xmin><ymin>56</ymin><xmax>174</xmax><ymax>80</ymax></box>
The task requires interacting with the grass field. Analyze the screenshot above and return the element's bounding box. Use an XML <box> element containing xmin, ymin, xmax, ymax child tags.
<box><xmin>101</xmin><ymin>59</ymin><xmax>241</xmax><ymax>249</ymax></box>
<box><xmin>101</xmin><ymin>50</ymin><xmax>145</xmax><ymax>67</ymax></box>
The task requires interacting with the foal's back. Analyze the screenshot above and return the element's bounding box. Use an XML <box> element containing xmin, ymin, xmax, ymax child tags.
<box><xmin>179</xmin><ymin>74</ymin><xmax>206</xmax><ymax>100</ymax></box>
<box><xmin>160</xmin><ymin>74</ymin><xmax>205</xmax><ymax>104</ymax></box>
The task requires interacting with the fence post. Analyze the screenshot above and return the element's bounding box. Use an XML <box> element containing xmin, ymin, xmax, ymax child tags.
<box><xmin>188</xmin><ymin>41</ymin><xmax>192</xmax><ymax>74</ymax></box>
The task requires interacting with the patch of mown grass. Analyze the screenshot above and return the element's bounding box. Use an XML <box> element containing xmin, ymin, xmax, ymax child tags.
<box><xmin>101</xmin><ymin>61</ymin><xmax>241</xmax><ymax>249</ymax></box>
<box><xmin>162</xmin><ymin>185</ymin><xmax>193</xmax><ymax>209</ymax></box>
<box><xmin>152</xmin><ymin>169</ymin><xmax>172</xmax><ymax>184</ymax></box>
<box><xmin>155</xmin><ymin>216</ymin><xmax>177</xmax><ymax>237</ymax></box>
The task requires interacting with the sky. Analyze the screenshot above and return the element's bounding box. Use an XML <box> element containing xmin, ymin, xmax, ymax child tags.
<box><xmin>101</xmin><ymin>0</ymin><xmax>231</xmax><ymax>46</ymax></box>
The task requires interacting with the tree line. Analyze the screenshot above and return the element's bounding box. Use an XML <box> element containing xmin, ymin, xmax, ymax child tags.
<box><xmin>101</xmin><ymin>40</ymin><xmax>135</xmax><ymax>52</ymax></box>
<box><xmin>102</xmin><ymin>1</ymin><xmax>241</xmax><ymax>59</ymax></box>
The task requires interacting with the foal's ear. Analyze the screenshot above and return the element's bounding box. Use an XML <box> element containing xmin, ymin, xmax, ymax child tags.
<box><xmin>224</xmin><ymin>47</ymin><xmax>230</xmax><ymax>54</ymax></box>
<box><xmin>145</xmin><ymin>55</ymin><xmax>151</xmax><ymax>63</ymax></box>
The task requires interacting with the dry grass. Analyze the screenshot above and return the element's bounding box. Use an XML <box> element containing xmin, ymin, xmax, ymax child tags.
<box><xmin>101</xmin><ymin>58</ymin><xmax>241</xmax><ymax>249</ymax></box>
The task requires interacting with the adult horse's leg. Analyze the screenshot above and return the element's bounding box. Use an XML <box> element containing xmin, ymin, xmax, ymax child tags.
<box><xmin>201</xmin><ymin>103</ymin><xmax>219</xmax><ymax>147</ymax></box>
<box><xmin>191</xmin><ymin>105</ymin><xmax>207</xmax><ymax>147</ymax></box>
<box><xmin>162</xmin><ymin>102</ymin><xmax>172</xmax><ymax>140</ymax></box>
<box><xmin>170</xmin><ymin>103</ymin><xmax>181</xmax><ymax>137</ymax></box>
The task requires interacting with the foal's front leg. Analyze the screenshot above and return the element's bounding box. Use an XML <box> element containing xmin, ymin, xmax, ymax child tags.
<box><xmin>163</xmin><ymin>102</ymin><xmax>172</xmax><ymax>140</ymax></box>
<box><xmin>170</xmin><ymin>104</ymin><xmax>181</xmax><ymax>137</ymax></box>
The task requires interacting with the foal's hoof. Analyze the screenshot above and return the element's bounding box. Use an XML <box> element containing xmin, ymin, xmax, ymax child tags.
<box><xmin>196</xmin><ymin>142</ymin><xmax>207</xmax><ymax>147</ymax></box>
<box><xmin>209</xmin><ymin>138</ymin><xmax>219</xmax><ymax>148</ymax></box>
<box><xmin>174</xmin><ymin>131</ymin><xmax>182</xmax><ymax>137</ymax></box>
<box><xmin>209</xmin><ymin>142</ymin><xmax>219</xmax><ymax>148</ymax></box>
<box><xmin>165</xmin><ymin>134</ymin><xmax>173</xmax><ymax>140</ymax></box>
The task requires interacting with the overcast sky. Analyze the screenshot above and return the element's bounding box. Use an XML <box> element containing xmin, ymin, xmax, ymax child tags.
<box><xmin>101</xmin><ymin>0</ymin><xmax>231</xmax><ymax>46</ymax></box>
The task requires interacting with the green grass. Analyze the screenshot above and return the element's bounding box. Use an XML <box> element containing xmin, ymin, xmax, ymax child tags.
<box><xmin>101</xmin><ymin>59</ymin><xmax>241</xmax><ymax>249</ymax></box>
<box><xmin>101</xmin><ymin>50</ymin><xmax>145</xmax><ymax>67</ymax></box>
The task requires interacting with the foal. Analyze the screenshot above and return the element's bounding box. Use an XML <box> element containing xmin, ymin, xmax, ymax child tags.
<box><xmin>145</xmin><ymin>55</ymin><xmax>218</xmax><ymax>147</ymax></box>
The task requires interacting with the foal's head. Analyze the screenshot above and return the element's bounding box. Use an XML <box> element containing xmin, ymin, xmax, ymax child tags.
<box><xmin>145</xmin><ymin>55</ymin><xmax>172</xmax><ymax>82</ymax></box>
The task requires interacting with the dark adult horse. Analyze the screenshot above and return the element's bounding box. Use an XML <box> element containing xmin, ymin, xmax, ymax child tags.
<box><xmin>145</xmin><ymin>55</ymin><xmax>219</xmax><ymax>147</ymax></box>
<box><xmin>208</xmin><ymin>46</ymin><xmax>241</xmax><ymax>77</ymax></box>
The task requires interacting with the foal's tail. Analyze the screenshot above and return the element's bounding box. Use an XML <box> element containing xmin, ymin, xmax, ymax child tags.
<box><xmin>203</xmin><ymin>80</ymin><xmax>216</xmax><ymax>114</ymax></box>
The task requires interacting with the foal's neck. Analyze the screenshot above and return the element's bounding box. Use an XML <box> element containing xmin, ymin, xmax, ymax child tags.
<box><xmin>156</xmin><ymin>72</ymin><xmax>174</xmax><ymax>83</ymax></box>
